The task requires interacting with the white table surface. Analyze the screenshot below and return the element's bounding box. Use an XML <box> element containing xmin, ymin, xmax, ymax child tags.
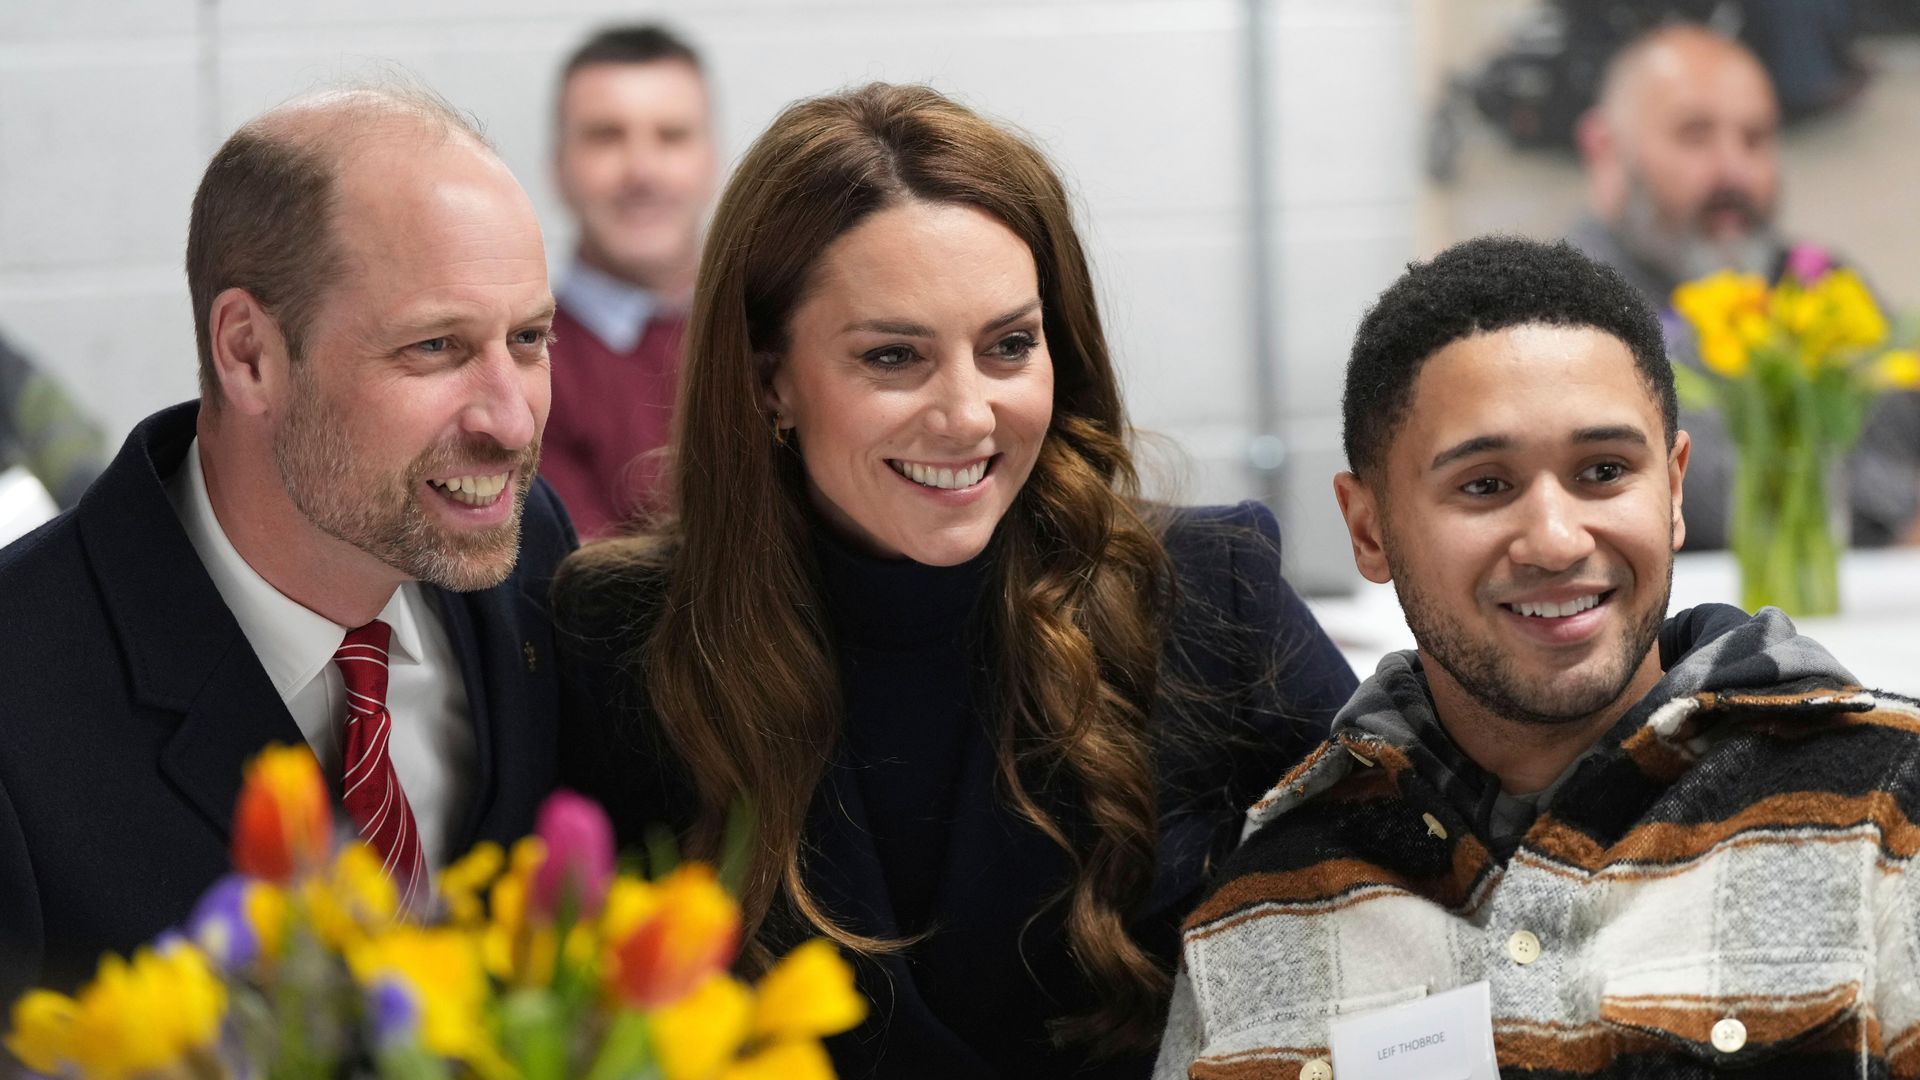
<box><xmin>1305</xmin><ymin>549</ymin><xmax>1920</xmax><ymax>697</ymax></box>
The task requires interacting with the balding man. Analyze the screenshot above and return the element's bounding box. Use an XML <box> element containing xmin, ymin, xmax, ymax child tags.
<box><xmin>1573</xmin><ymin>24</ymin><xmax>1784</xmax><ymax>304</ymax></box>
<box><xmin>0</xmin><ymin>85</ymin><xmax>575</xmax><ymax>997</ymax></box>
<box><xmin>1571</xmin><ymin>22</ymin><xmax>1920</xmax><ymax>548</ymax></box>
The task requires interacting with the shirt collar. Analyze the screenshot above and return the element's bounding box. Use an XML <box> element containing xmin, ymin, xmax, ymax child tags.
<box><xmin>557</xmin><ymin>257</ymin><xmax>663</xmax><ymax>353</ymax></box>
<box><xmin>169</xmin><ymin>438</ymin><xmax>423</xmax><ymax>700</ymax></box>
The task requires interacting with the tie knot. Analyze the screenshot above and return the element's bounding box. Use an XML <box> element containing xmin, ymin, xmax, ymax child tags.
<box><xmin>334</xmin><ymin>619</ymin><xmax>392</xmax><ymax>706</ymax></box>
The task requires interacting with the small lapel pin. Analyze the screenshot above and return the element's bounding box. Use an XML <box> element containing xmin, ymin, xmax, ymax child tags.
<box><xmin>524</xmin><ymin>641</ymin><xmax>538</xmax><ymax>672</ymax></box>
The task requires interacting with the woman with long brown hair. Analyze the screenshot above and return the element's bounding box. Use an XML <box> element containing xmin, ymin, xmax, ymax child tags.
<box><xmin>554</xmin><ymin>82</ymin><xmax>1357</xmax><ymax>1078</ymax></box>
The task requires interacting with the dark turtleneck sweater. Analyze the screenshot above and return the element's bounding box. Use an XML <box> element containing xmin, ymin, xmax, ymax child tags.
<box><xmin>813</xmin><ymin>529</ymin><xmax>988</xmax><ymax>935</ymax></box>
<box><xmin>556</xmin><ymin>501</ymin><xmax>1360</xmax><ymax>1080</ymax></box>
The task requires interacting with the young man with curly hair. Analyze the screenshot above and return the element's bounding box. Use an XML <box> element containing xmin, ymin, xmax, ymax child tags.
<box><xmin>1155</xmin><ymin>236</ymin><xmax>1920</xmax><ymax>1080</ymax></box>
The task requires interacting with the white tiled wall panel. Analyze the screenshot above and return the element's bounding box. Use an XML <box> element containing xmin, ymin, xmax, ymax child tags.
<box><xmin>3</xmin><ymin>0</ymin><xmax>1421</xmax><ymax>592</ymax></box>
<box><xmin>0</xmin><ymin>54</ymin><xmax>203</xmax><ymax>270</ymax></box>
<box><xmin>0</xmin><ymin>0</ymin><xmax>197</xmax><ymax>42</ymax></box>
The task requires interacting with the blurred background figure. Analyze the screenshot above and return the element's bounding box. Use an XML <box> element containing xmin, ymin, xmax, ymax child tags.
<box><xmin>542</xmin><ymin>25</ymin><xmax>719</xmax><ymax>539</ymax></box>
<box><xmin>0</xmin><ymin>331</ymin><xmax>105</xmax><ymax>543</ymax></box>
<box><xmin>1571</xmin><ymin>24</ymin><xmax>1783</xmax><ymax>305</ymax></box>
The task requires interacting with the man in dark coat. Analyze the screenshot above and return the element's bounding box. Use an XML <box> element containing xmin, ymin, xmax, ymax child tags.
<box><xmin>0</xmin><ymin>85</ymin><xmax>574</xmax><ymax>1001</ymax></box>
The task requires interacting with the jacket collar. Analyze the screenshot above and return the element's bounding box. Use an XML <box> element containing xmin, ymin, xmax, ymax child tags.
<box><xmin>1245</xmin><ymin>604</ymin><xmax>1861</xmax><ymax>838</ymax></box>
<box><xmin>76</xmin><ymin>402</ymin><xmax>306</xmax><ymax>836</ymax></box>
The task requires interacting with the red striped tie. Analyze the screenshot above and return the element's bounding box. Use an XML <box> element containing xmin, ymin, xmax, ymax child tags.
<box><xmin>334</xmin><ymin>620</ymin><xmax>427</xmax><ymax>908</ymax></box>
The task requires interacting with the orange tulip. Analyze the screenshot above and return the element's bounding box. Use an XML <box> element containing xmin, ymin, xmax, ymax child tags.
<box><xmin>231</xmin><ymin>744</ymin><xmax>332</xmax><ymax>882</ymax></box>
<box><xmin>608</xmin><ymin>865</ymin><xmax>741</xmax><ymax>1008</ymax></box>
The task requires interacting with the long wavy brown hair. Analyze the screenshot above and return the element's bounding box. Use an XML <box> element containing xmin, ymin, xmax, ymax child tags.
<box><xmin>557</xmin><ymin>83</ymin><xmax>1177</xmax><ymax>1055</ymax></box>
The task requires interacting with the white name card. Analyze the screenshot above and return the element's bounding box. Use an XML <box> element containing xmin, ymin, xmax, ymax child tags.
<box><xmin>1327</xmin><ymin>981</ymin><xmax>1499</xmax><ymax>1080</ymax></box>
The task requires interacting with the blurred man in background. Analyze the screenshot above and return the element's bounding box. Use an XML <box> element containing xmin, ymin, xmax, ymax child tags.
<box><xmin>1572</xmin><ymin>21</ymin><xmax>1920</xmax><ymax>548</ymax></box>
<box><xmin>1573</xmin><ymin>23</ymin><xmax>1783</xmax><ymax>306</ymax></box>
<box><xmin>542</xmin><ymin>25</ymin><xmax>719</xmax><ymax>538</ymax></box>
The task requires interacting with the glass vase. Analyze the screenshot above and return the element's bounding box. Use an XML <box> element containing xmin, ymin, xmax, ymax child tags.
<box><xmin>1730</xmin><ymin>442</ymin><xmax>1842</xmax><ymax>617</ymax></box>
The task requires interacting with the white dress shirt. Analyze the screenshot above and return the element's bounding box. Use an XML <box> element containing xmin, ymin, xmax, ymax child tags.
<box><xmin>165</xmin><ymin>439</ymin><xmax>475</xmax><ymax>867</ymax></box>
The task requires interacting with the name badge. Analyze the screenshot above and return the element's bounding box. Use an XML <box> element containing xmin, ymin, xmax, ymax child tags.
<box><xmin>1327</xmin><ymin>981</ymin><xmax>1498</xmax><ymax>1080</ymax></box>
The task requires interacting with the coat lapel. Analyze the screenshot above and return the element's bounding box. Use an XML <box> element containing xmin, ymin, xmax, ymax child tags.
<box><xmin>78</xmin><ymin>403</ymin><xmax>306</xmax><ymax>840</ymax></box>
<box><xmin>435</xmin><ymin>587</ymin><xmax>498</xmax><ymax>851</ymax></box>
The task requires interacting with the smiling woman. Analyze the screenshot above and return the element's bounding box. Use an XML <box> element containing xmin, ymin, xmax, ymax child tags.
<box><xmin>551</xmin><ymin>83</ymin><xmax>1357</xmax><ymax>1079</ymax></box>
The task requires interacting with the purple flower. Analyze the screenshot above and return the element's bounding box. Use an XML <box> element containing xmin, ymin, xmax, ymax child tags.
<box><xmin>1786</xmin><ymin>243</ymin><xmax>1834</xmax><ymax>283</ymax></box>
<box><xmin>530</xmin><ymin>789</ymin><xmax>615</xmax><ymax>920</ymax></box>
<box><xmin>368</xmin><ymin>978</ymin><xmax>420</xmax><ymax>1049</ymax></box>
<box><xmin>187</xmin><ymin>875</ymin><xmax>258</xmax><ymax>971</ymax></box>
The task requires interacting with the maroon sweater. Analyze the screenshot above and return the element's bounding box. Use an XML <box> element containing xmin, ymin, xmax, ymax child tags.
<box><xmin>540</xmin><ymin>303</ymin><xmax>683</xmax><ymax>539</ymax></box>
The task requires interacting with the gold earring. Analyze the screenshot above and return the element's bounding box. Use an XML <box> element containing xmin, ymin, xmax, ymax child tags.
<box><xmin>772</xmin><ymin>414</ymin><xmax>790</xmax><ymax>446</ymax></box>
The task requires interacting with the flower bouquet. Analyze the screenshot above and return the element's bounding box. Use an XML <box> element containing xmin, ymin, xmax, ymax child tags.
<box><xmin>1671</xmin><ymin>248</ymin><xmax>1919</xmax><ymax>615</ymax></box>
<box><xmin>5</xmin><ymin>746</ymin><xmax>865</xmax><ymax>1079</ymax></box>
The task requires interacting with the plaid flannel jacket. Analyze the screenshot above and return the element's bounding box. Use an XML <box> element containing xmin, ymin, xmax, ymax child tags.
<box><xmin>1156</xmin><ymin>606</ymin><xmax>1920</xmax><ymax>1079</ymax></box>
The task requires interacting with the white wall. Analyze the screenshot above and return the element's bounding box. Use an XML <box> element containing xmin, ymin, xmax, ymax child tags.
<box><xmin>0</xmin><ymin>0</ymin><xmax>1421</xmax><ymax>592</ymax></box>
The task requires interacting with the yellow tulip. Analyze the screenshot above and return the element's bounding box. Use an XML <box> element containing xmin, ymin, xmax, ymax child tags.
<box><xmin>4</xmin><ymin>990</ymin><xmax>77</xmax><ymax>1074</ymax></box>
<box><xmin>650</xmin><ymin>975</ymin><xmax>754</xmax><ymax>1080</ymax></box>
<box><xmin>752</xmin><ymin>940</ymin><xmax>867</xmax><ymax>1041</ymax></box>
<box><xmin>601</xmin><ymin>875</ymin><xmax>663</xmax><ymax>944</ymax></box>
<box><xmin>606</xmin><ymin>864</ymin><xmax>741</xmax><ymax>1009</ymax></box>
<box><xmin>721</xmin><ymin>1040</ymin><xmax>838</xmax><ymax>1080</ymax></box>
<box><xmin>1874</xmin><ymin>349</ymin><xmax>1920</xmax><ymax>390</ymax></box>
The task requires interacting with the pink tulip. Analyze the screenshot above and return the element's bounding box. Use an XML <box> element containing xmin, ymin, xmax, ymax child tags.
<box><xmin>1786</xmin><ymin>243</ymin><xmax>1834</xmax><ymax>284</ymax></box>
<box><xmin>529</xmin><ymin>790</ymin><xmax>616</xmax><ymax>921</ymax></box>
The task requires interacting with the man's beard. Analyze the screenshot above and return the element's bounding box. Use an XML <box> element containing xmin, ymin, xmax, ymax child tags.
<box><xmin>1614</xmin><ymin>170</ymin><xmax>1780</xmax><ymax>289</ymax></box>
<box><xmin>274</xmin><ymin>374</ymin><xmax>540</xmax><ymax>593</ymax></box>
<box><xmin>1385</xmin><ymin>532</ymin><xmax>1673</xmax><ymax>728</ymax></box>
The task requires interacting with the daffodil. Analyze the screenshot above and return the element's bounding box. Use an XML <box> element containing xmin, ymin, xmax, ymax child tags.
<box><xmin>482</xmin><ymin>836</ymin><xmax>561</xmax><ymax>986</ymax></box>
<box><xmin>1673</xmin><ymin>270</ymin><xmax>1768</xmax><ymax>338</ymax></box>
<box><xmin>348</xmin><ymin>926</ymin><xmax>494</xmax><ymax>1062</ymax></box>
<box><xmin>1874</xmin><ymin>349</ymin><xmax>1920</xmax><ymax>391</ymax></box>
<box><xmin>4</xmin><ymin>990</ymin><xmax>77</xmax><ymax>1074</ymax></box>
<box><xmin>720</xmin><ymin>1040</ymin><xmax>838</xmax><ymax>1080</ymax></box>
<box><xmin>1816</xmin><ymin>268</ymin><xmax>1888</xmax><ymax>352</ymax></box>
<box><xmin>303</xmin><ymin>841</ymin><xmax>400</xmax><ymax>951</ymax></box>
<box><xmin>39</xmin><ymin>943</ymin><xmax>229</xmax><ymax>1080</ymax></box>
<box><xmin>246</xmin><ymin>879</ymin><xmax>289</xmax><ymax>962</ymax></box>
<box><xmin>1698</xmin><ymin>330</ymin><xmax>1751</xmax><ymax>378</ymax></box>
<box><xmin>751</xmin><ymin>940</ymin><xmax>866</xmax><ymax>1041</ymax></box>
<box><xmin>650</xmin><ymin>975</ymin><xmax>754</xmax><ymax>1080</ymax></box>
<box><xmin>440</xmin><ymin>840</ymin><xmax>505</xmax><ymax>928</ymax></box>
